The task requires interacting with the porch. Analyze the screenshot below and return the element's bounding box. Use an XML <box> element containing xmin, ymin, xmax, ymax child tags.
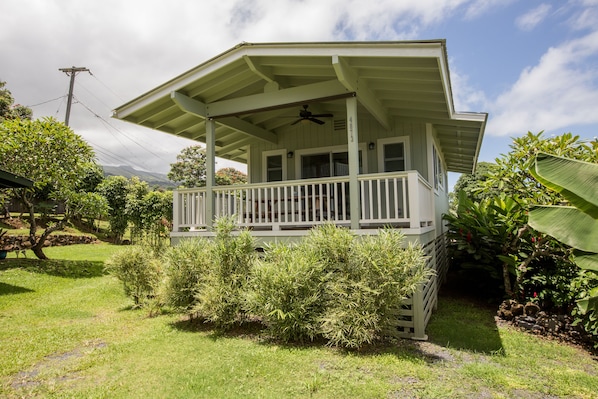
<box><xmin>172</xmin><ymin>170</ymin><xmax>434</xmax><ymax>234</ymax></box>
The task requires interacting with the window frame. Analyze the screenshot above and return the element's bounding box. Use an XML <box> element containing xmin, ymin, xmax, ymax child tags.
<box><xmin>376</xmin><ymin>136</ymin><xmax>410</xmax><ymax>173</ymax></box>
<box><xmin>295</xmin><ymin>143</ymin><xmax>368</xmax><ymax>179</ymax></box>
<box><xmin>262</xmin><ymin>149</ymin><xmax>287</xmax><ymax>182</ymax></box>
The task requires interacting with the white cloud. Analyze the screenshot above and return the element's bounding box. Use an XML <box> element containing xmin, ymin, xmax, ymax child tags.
<box><xmin>516</xmin><ymin>3</ymin><xmax>552</xmax><ymax>31</ymax></box>
<box><xmin>449</xmin><ymin>63</ymin><xmax>489</xmax><ymax>112</ymax></box>
<box><xmin>487</xmin><ymin>30</ymin><xmax>598</xmax><ymax>136</ymax></box>
<box><xmin>0</xmin><ymin>0</ymin><xmax>509</xmax><ymax>172</ymax></box>
<box><xmin>463</xmin><ymin>0</ymin><xmax>516</xmax><ymax>19</ymax></box>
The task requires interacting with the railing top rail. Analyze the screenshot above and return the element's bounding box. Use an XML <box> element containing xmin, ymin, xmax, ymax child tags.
<box><xmin>357</xmin><ymin>171</ymin><xmax>411</xmax><ymax>180</ymax></box>
<box><xmin>173</xmin><ymin>170</ymin><xmax>426</xmax><ymax>193</ymax></box>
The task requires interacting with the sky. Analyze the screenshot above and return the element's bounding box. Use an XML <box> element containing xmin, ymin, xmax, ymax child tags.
<box><xmin>2</xmin><ymin>0</ymin><xmax>598</xmax><ymax>188</ymax></box>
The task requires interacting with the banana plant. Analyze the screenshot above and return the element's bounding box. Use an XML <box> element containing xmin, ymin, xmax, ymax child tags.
<box><xmin>528</xmin><ymin>152</ymin><xmax>598</xmax><ymax>314</ymax></box>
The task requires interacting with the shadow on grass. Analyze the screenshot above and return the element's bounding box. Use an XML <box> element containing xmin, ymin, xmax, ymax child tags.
<box><xmin>0</xmin><ymin>258</ymin><xmax>106</xmax><ymax>278</ymax></box>
<box><xmin>425</xmin><ymin>285</ymin><xmax>505</xmax><ymax>355</ymax></box>
<box><xmin>0</xmin><ymin>281</ymin><xmax>34</xmax><ymax>295</ymax></box>
<box><xmin>167</xmin><ymin>294</ymin><xmax>504</xmax><ymax>362</ymax></box>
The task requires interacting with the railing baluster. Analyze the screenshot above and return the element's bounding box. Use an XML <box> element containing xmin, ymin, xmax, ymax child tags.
<box><xmin>385</xmin><ymin>178</ymin><xmax>390</xmax><ymax>220</ymax></box>
<box><xmin>372</xmin><ymin>179</ymin><xmax>383</xmax><ymax>219</ymax></box>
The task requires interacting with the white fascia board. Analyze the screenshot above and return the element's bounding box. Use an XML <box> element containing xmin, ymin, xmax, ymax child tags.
<box><xmin>113</xmin><ymin>41</ymin><xmax>446</xmax><ymax>120</ymax></box>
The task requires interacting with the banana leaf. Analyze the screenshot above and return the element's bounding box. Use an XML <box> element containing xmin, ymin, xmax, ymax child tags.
<box><xmin>528</xmin><ymin>206</ymin><xmax>598</xmax><ymax>253</ymax></box>
<box><xmin>531</xmin><ymin>152</ymin><xmax>598</xmax><ymax>218</ymax></box>
<box><xmin>577</xmin><ymin>287</ymin><xmax>598</xmax><ymax>314</ymax></box>
<box><xmin>574</xmin><ymin>251</ymin><xmax>598</xmax><ymax>272</ymax></box>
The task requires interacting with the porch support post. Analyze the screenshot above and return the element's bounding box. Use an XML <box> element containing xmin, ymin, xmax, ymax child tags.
<box><xmin>206</xmin><ymin>118</ymin><xmax>216</xmax><ymax>229</ymax></box>
<box><xmin>346</xmin><ymin>95</ymin><xmax>360</xmax><ymax>230</ymax></box>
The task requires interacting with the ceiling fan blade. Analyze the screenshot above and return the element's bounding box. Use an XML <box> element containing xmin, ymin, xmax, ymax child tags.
<box><xmin>290</xmin><ymin>118</ymin><xmax>302</xmax><ymax>126</ymax></box>
<box><xmin>309</xmin><ymin>118</ymin><xmax>325</xmax><ymax>125</ymax></box>
<box><xmin>311</xmin><ymin>113</ymin><xmax>333</xmax><ymax>118</ymax></box>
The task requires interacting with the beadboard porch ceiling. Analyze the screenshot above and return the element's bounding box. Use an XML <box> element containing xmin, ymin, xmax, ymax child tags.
<box><xmin>112</xmin><ymin>41</ymin><xmax>487</xmax><ymax>174</ymax></box>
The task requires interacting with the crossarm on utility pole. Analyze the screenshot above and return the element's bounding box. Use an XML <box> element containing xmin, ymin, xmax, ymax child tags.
<box><xmin>59</xmin><ymin>66</ymin><xmax>90</xmax><ymax>126</ymax></box>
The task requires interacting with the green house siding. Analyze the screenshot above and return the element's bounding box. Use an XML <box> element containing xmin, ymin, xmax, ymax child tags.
<box><xmin>249</xmin><ymin>117</ymin><xmax>430</xmax><ymax>184</ymax></box>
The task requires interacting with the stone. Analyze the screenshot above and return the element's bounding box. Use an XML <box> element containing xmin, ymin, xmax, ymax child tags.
<box><xmin>524</xmin><ymin>302</ymin><xmax>540</xmax><ymax>316</ymax></box>
<box><xmin>512</xmin><ymin>303</ymin><xmax>524</xmax><ymax>316</ymax></box>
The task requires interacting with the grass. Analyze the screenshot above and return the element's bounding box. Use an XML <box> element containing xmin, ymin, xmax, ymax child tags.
<box><xmin>1</xmin><ymin>244</ymin><xmax>597</xmax><ymax>398</ymax></box>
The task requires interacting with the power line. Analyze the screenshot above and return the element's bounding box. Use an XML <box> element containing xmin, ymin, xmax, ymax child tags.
<box><xmin>73</xmin><ymin>95</ymin><xmax>171</xmax><ymax>163</ymax></box>
<box><xmin>26</xmin><ymin>95</ymin><xmax>67</xmax><ymax>108</ymax></box>
<box><xmin>89</xmin><ymin>71</ymin><xmax>126</xmax><ymax>102</ymax></box>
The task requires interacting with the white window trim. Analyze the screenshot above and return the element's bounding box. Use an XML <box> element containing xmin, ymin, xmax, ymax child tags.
<box><xmin>295</xmin><ymin>143</ymin><xmax>368</xmax><ymax>179</ymax></box>
<box><xmin>262</xmin><ymin>149</ymin><xmax>287</xmax><ymax>182</ymax></box>
<box><xmin>431</xmin><ymin>142</ymin><xmax>446</xmax><ymax>193</ymax></box>
<box><xmin>377</xmin><ymin>136</ymin><xmax>410</xmax><ymax>172</ymax></box>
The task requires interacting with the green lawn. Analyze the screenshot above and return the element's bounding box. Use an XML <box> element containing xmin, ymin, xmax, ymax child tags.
<box><xmin>1</xmin><ymin>243</ymin><xmax>597</xmax><ymax>398</ymax></box>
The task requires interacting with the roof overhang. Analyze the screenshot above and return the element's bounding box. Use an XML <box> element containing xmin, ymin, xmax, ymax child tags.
<box><xmin>113</xmin><ymin>41</ymin><xmax>487</xmax><ymax>173</ymax></box>
<box><xmin>0</xmin><ymin>168</ymin><xmax>34</xmax><ymax>188</ymax></box>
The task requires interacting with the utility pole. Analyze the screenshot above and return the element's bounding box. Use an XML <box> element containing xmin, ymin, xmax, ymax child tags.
<box><xmin>59</xmin><ymin>66</ymin><xmax>90</xmax><ymax>126</ymax></box>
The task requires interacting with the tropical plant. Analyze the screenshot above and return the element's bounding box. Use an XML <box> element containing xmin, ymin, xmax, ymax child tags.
<box><xmin>444</xmin><ymin>191</ymin><xmax>571</xmax><ymax>301</ymax></box>
<box><xmin>527</xmin><ymin>153</ymin><xmax>598</xmax><ymax>319</ymax></box>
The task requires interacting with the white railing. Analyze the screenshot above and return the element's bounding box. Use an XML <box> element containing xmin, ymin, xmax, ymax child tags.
<box><xmin>172</xmin><ymin>171</ymin><xmax>434</xmax><ymax>231</ymax></box>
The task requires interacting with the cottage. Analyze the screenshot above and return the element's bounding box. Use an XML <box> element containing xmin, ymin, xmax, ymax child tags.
<box><xmin>113</xmin><ymin>41</ymin><xmax>487</xmax><ymax>338</ymax></box>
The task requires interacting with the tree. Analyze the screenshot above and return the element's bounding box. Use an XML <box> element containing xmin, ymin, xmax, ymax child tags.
<box><xmin>0</xmin><ymin>81</ymin><xmax>32</xmax><ymax>121</ymax></box>
<box><xmin>449</xmin><ymin>161</ymin><xmax>498</xmax><ymax>212</ymax></box>
<box><xmin>216</xmin><ymin>167</ymin><xmax>247</xmax><ymax>185</ymax></box>
<box><xmin>168</xmin><ymin>145</ymin><xmax>247</xmax><ymax>188</ymax></box>
<box><xmin>482</xmin><ymin>132</ymin><xmax>598</xmax><ymax>205</ymax></box>
<box><xmin>97</xmin><ymin>176</ymin><xmax>130</xmax><ymax>243</ymax></box>
<box><xmin>0</xmin><ymin>117</ymin><xmax>96</xmax><ymax>259</ymax></box>
<box><xmin>168</xmin><ymin>145</ymin><xmax>207</xmax><ymax>188</ymax></box>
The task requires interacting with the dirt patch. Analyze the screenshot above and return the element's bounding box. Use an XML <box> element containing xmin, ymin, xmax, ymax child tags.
<box><xmin>9</xmin><ymin>339</ymin><xmax>107</xmax><ymax>391</ymax></box>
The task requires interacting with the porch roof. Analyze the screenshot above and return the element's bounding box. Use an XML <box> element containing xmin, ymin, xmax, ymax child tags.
<box><xmin>113</xmin><ymin>40</ymin><xmax>487</xmax><ymax>174</ymax></box>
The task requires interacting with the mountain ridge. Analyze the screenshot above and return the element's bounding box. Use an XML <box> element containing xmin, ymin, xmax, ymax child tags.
<box><xmin>102</xmin><ymin>165</ymin><xmax>176</xmax><ymax>188</ymax></box>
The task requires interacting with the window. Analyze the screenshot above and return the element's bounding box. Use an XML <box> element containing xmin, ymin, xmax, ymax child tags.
<box><xmin>300</xmin><ymin>150</ymin><xmax>363</xmax><ymax>179</ymax></box>
<box><xmin>377</xmin><ymin>137</ymin><xmax>410</xmax><ymax>172</ymax></box>
<box><xmin>262</xmin><ymin>150</ymin><xmax>286</xmax><ymax>182</ymax></box>
<box><xmin>433</xmin><ymin>145</ymin><xmax>444</xmax><ymax>191</ymax></box>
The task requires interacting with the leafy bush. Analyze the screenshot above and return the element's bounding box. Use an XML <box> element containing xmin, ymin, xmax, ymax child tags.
<box><xmin>193</xmin><ymin>217</ymin><xmax>256</xmax><ymax>329</ymax></box>
<box><xmin>160</xmin><ymin>238</ymin><xmax>213</xmax><ymax>311</ymax></box>
<box><xmin>104</xmin><ymin>246</ymin><xmax>161</xmax><ymax>306</ymax></box>
<box><xmin>445</xmin><ymin>133</ymin><xmax>598</xmax><ymax>303</ymax></box>
<box><xmin>247</xmin><ymin>243</ymin><xmax>325</xmax><ymax>342</ymax></box>
<box><xmin>247</xmin><ymin>224</ymin><xmax>430</xmax><ymax>348</ymax></box>
<box><xmin>321</xmin><ymin>229</ymin><xmax>429</xmax><ymax>348</ymax></box>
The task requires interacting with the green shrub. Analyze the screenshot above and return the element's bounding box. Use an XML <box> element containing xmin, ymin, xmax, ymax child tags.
<box><xmin>104</xmin><ymin>245</ymin><xmax>161</xmax><ymax>306</ymax></box>
<box><xmin>247</xmin><ymin>224</ymin><xmax>430</xmax><ymax>348</ymax></box>
<box><xmin>321</xmin><ymin>229</ymin><xmax>430</xmax><ymax>348</ymax></box>
<box><xmin>160</xmin><ymin>238</ymin><xmax>213</xmax><ymax>311</ymax></box>
<box><xmin>193</xmin><ymin>217</ymin><xmax>256</xmax><ymax>329</ymax></box>
<box><xmin>247</xmin><ymin>243</ymin><xmax>325</xmax><ymax>342</ymax></box>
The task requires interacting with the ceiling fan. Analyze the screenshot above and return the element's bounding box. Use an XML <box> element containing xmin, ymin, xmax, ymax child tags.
<box><xmin>291</xmin><ymin>104</ymin><xmax>333</xmax><ymax>125</ymax></box>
